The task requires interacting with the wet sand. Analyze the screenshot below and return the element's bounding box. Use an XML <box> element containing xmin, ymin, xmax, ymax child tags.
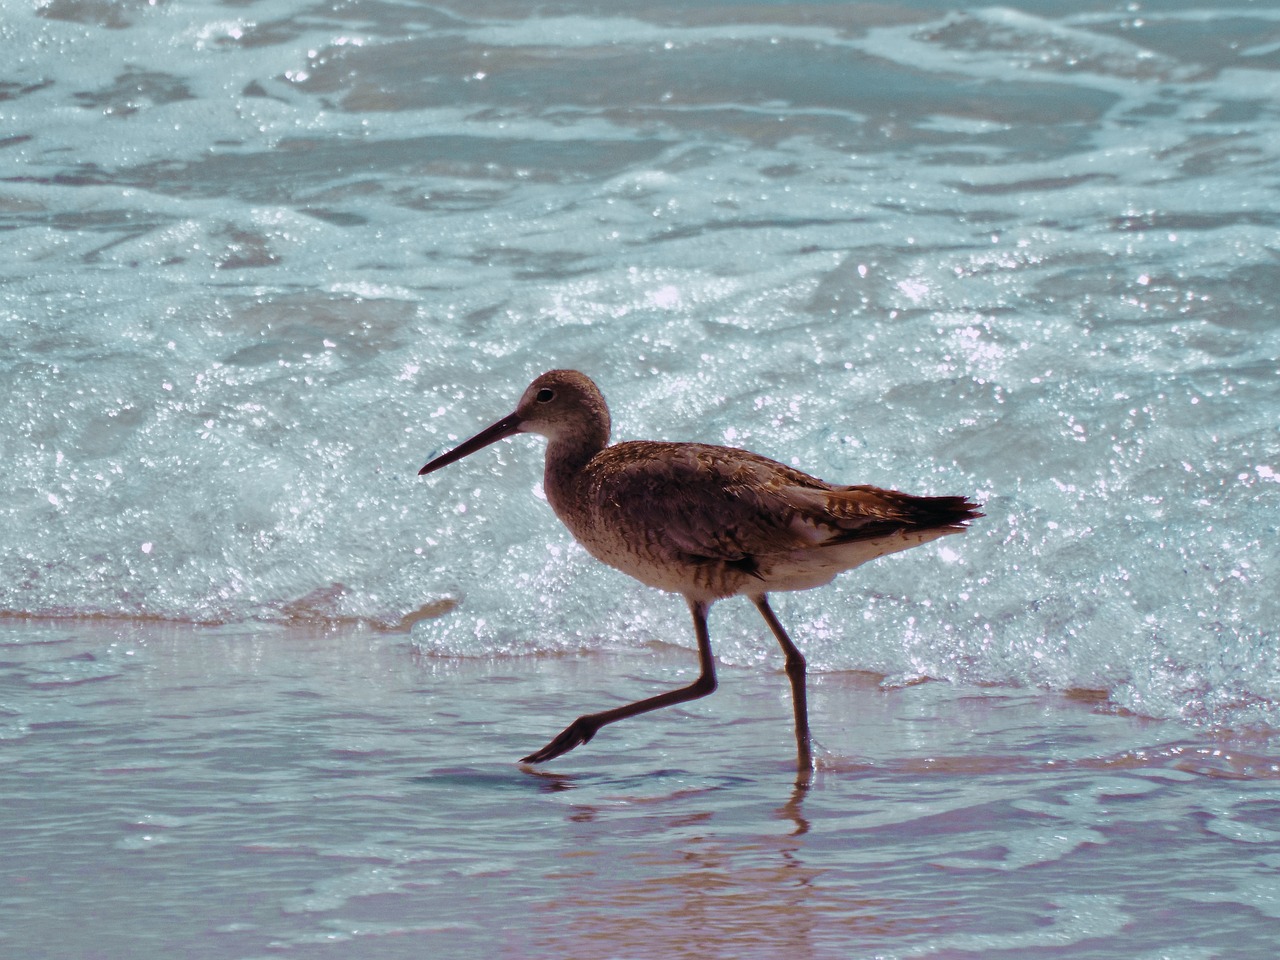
<box><xmin>4</xmin><ymin>619</ymin><xmax>1280</xmax><ymax>958</ymax></box>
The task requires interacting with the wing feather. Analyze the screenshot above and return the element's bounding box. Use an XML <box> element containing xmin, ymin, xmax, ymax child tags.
<box><xmin>587</xmin><ymin>441</ymin><xmax>980</xmax><ymax>566</ymax></box>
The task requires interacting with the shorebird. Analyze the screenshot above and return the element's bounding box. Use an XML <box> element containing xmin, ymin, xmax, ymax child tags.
<box><xmin>419</xmin><ymin>370</ymin><xmax>981</xmax><ymax>769</ymax></box>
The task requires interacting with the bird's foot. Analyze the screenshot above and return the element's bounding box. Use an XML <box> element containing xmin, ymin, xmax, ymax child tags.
<box><xmin>519</xmin><ymin>715</ymin><xmax>600</xmax><ymax>764</ymax></box>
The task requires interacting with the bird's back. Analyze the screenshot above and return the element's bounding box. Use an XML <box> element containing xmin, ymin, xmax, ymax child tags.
<box><xmin>545</xmin><ymin>439</ymin><xmax>981</xmax><ymax>601</ymax></box>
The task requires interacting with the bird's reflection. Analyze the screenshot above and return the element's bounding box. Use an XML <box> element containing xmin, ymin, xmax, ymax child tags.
<box><xmin>779</xmin><ymin>764</ymin><xmax>812</xmax><ymax>835</ymax></box>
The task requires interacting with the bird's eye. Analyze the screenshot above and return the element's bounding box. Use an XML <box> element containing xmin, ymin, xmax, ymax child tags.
<box><xmin>535</xmin><ymin>388</ymin><xmax>554</xmax><ymax>403</ymax></box>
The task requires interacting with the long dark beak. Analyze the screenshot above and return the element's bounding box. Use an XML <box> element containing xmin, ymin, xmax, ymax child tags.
<box><xmin>418</xmin><ymin>412</ymin><xmax>523</xmax><ymax>476</ymax></box>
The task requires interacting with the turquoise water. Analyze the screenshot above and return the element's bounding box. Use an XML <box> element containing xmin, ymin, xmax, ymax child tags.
<box><xmin>3</xmin><ymin>0</ymin><xmax>1280</xmax><ymax>955</ymax></box>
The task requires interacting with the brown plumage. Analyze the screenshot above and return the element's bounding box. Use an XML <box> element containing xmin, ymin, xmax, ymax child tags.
<box><xmin>419</xmin><ymin>369</ymin><xmax>982</xmax><ymax>769</ymax></box>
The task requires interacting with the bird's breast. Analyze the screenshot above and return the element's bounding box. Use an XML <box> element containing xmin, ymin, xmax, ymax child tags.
<box><xmin>541</xmin><ymin>471</ymin><xmax>742</xmax><ymax>600</ymax></box>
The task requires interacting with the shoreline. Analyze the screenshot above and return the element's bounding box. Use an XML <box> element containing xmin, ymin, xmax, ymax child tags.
<box><xmin>5</xmin><ymin>618</ymin><xmax>1280</xmax><ymax>957</ymax></box>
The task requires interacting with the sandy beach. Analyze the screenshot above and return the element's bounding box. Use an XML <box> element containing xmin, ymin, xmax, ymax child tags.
<box><xmin>4</xmin><ymin>618</ymin><xmax>1280</xmax><ymax>958</ymax></box>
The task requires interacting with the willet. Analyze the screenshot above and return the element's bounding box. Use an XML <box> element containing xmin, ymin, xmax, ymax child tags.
<box><xmin>419</xmin><ymin>370</ymin><xmax>981</xmax><ymax>769</ymax></box>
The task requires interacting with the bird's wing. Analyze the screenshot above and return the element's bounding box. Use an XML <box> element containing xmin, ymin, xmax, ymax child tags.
<box><xmin>788</xmin><ymin>484</ymin><xmax>981</xmax><ymax>545</ymax></box>
<box><xmin>590</xmin><ymin>442</ymin><xmax>959</xmax><ymax>564</ymax></box>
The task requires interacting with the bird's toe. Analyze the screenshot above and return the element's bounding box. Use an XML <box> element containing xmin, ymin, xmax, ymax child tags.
<box><xmin>519</xmin><ymin>716</ymin><xmax>599</xmax><ymax>764</ymax></box>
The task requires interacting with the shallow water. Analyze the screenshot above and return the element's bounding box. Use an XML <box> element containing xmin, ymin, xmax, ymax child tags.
<box><xmin>3</xmin><ymin>0</ymin><xmax>1280</xmax><ymax>955</ymax></box>
<box><xmin>5</xmin><ymin>620</ymin><xmax>1280</xmax><ymax>959</ymax></box>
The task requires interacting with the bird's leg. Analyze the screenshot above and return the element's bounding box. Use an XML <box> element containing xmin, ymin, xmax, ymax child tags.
<box><xmin>519</xmin><ymin>598</ymin><xmax>718</xmax><ymax>764</ymax></box>
<box><xmin>752</xmin><ymin>594</ymin><xmax>813</xmax><ymax>772</ymax></box>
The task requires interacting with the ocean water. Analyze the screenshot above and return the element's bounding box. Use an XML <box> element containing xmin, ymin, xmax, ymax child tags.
<box><xmin>3</xmin><ymin>0</ymin><xmax>1280</xmax><ymax>956</ymax></box>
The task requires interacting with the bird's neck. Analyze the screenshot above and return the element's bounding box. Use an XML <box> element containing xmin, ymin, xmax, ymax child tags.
<box><xmin>542</xmin><ymin>424</ymin><xmax>608</xmax><ymax>518</ymax></box>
